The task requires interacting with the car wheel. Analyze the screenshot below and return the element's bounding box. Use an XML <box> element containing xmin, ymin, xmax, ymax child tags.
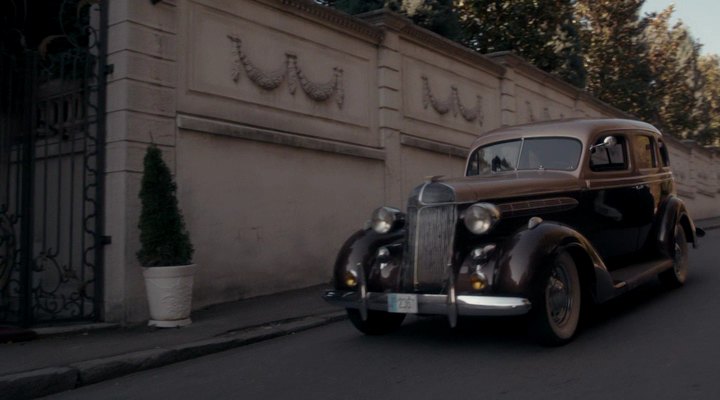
<box><xmin>529</xmin><ymin>251</ymin><xmax>581</xmax><ymax>346</ymax></box>
<box><xmin>346</xmin><ymin>309</ymin><xmax>406</xmax><ymax>335</ymax></box>
<box><xmin>659</xmin><ymin>225</ymin><xmax>689</xmax><ymax>289</ymax></box>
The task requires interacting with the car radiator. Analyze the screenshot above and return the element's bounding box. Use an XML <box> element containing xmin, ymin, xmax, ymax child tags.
<box><xmin>403</xmin><ymin>204</ymin><xmax>457</xmax><ymax>290</ymax></box>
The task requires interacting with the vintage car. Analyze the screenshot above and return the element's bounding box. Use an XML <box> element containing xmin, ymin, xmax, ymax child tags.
<box><xmin>323</xmin><ymin>118</ymin><xmax>706</xmax><ymax>345</ymax></box>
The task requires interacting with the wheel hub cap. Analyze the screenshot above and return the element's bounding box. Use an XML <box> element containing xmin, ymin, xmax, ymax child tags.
<box><xmin>547</xmin><ymin>265</ymin><xmax>572</xmax><ymax>326</ymax></box>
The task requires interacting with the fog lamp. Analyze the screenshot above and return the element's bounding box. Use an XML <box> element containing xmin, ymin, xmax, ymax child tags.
<box><xmin>344</xmin><ymin>270</ymin><xmax>358</xmax><ymax>288</ymax></box>
<box><xmin>470</xmin><ymin>272</ymin><xmax>487</xmax><ymax>291</ymax></box>
<box><xmin>471</xmin><ymin>244</ymin><xmax>497</xmax><ymax>263</ymax></box>
<box><xmin>376</xmin><ymin>247</ymin><xmax>390</xmax><ymax>261</ymax></box>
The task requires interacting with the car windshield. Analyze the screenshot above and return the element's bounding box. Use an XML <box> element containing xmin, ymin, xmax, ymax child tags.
<box><xmin>466</xmin><ymin>137</ymin><xmax>582</xmax><ymax>176</ymax></box>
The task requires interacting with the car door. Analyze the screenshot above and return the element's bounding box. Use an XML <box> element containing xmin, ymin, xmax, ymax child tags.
<box><xmin>581</xmin><ymin>133</ymin><xmax>640</xmax><ymax>267</ymax></box>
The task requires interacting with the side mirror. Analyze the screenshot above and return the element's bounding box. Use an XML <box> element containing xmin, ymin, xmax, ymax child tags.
<box><xmin>590</xmin><ymin>136</ymin><xmax>617</xmax><ymax>152</ymax></box>
<box><xmin>602</xmin><ymin>136</ymin><xmax>617</xmax><ymax>147</ymax></box>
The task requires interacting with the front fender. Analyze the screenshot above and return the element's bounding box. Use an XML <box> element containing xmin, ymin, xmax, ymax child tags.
<box><xmin>492</xmin><ymin>221</ymin><xmax>613</xmax><ymax>303</ymax></box>
<box><xmin>332</xmin><ymin>229</ymin><xmax>404</xmax><ymax>290</ymax></box>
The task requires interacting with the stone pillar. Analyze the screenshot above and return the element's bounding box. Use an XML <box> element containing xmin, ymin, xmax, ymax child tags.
<box><xmin>363</xmin><ymin>13</ymin><xmax>406</xmax><ymax>208</ymax></box>
<box><xmin>104</xmin><ymin>0</ymin><xmax>179</xmax><ymax>323</ymax></box>
<box><xmin>499</xmin><ymin>70</ymin><xmax>517</xmax><ymax>127</ymax></box>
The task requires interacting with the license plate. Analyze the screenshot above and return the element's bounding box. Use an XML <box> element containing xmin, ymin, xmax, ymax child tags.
<box><xmin>388</xmin><ymin>294</ymin><xmax>418</xmax><ymax>314</ymax></box>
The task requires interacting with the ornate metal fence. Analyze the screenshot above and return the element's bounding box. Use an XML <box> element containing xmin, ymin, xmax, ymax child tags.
<box><xmin>0</xmin><ymin>0</ymin><xmax>107</xmax><ymax>326</ymax></box>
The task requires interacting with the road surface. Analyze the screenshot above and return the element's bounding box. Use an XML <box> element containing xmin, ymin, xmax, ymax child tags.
<box><xmin>43</xmin><ymin>230</ymin><xmax>720</xmax><ymax>400</ymax></box>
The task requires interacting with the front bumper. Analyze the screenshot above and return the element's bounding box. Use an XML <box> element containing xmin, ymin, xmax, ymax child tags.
<box><xmin>323</xmin><ymin>289</ymin><xmax>531</xmax><ymax>321</ymax></box>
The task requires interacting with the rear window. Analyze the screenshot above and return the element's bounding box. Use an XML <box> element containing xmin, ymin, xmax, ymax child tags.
<box><xmin>466</xmin><ymin>137</ymin><xmax>582</xmax><ymax>176</ymax></box>
<box><xmin>634</xmin><ymin>135</ymin><xmax>657</xmax><ymax>169</ymax></box>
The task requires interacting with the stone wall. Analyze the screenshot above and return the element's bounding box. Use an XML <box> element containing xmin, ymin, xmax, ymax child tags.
<box><xmin>103</xmin><ymin>0</ymin><xmax>720</xmax><ymax>323</ymax></box>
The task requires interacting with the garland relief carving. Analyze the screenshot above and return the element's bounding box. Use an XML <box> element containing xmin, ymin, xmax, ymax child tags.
<box><xmin>421</xmin><ymin>75</ymin><xmax>483</xmax><ymax>125</ymax></box>
<box><xmin>228</xmin><ymin>35</ymin><xmax>344</xmax><ymax>108</ymax></box>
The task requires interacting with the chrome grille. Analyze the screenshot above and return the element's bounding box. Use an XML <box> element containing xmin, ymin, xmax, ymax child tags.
<box><xmin>403</xmin><ymin>204</ymin><xmax>457</xmax><ymax>289</ymax></box>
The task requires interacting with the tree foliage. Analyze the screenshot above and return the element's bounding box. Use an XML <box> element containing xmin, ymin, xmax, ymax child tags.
<box><xmin>643</xmin><ymin>7</ymin><xmax>705</xmax><ymax>140</ymax></box>
<box><xmin>459</xmin><ymin>0</ymin><xmax>586</xmax><ymax>87</ymax></box>
<box><xmin>576</xmin><ymin>0</ymin><xmax>653</xmax><ymax>119</ymax></box>
<box><xmin>405</xmin><ymin>0</ymin><xmax>464</xmax><ymax>42</ymax></box>
<box><xmin>697</xmin><ymin>55</ymin><xmax>720</xmax><ymax>145</ymax></box>
<box><xmin>319</xmin><ymin>0</ymin><xmax>720</xmax><ymax>145</ymax></box>
<box><xmin>137</xmin><ymin>145</ymin><xmax>194</xmax><ymax>267</ymax></box>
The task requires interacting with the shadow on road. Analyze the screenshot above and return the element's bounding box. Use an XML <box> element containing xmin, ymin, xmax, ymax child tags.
<box><xmin>353</xmin><ymin>277</ymin><xmax>679</xmax><ymax>349</ymax></box>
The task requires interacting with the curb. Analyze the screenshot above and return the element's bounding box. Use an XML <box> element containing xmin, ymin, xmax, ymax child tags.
<box><xmin>0</xmin><ymin>311</ymin><xmax>346</xmax><ymax>399</ymax></box>
<box><xmin>696</xmin><ymin>218</ymin><xmax>720</xmax><ymax>232</ymax></box>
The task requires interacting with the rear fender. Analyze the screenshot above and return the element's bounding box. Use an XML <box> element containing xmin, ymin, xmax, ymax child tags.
<box><xmin>657</xmin><ymin>196</ymin><xmax>698</xmax><ymax>254</ymax></box>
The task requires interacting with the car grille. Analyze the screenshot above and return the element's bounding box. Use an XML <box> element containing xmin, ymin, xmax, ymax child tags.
<box><xmin>403</xmin><ymin>204</ymin><xmax>457</xmax><ymax>290</ymax></box>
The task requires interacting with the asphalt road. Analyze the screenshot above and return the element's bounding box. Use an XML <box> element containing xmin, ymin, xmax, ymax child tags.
<box><xmin>43</xmin><ymin>230</ymin><xmax>720</xmax><ymax>400</ymax></box>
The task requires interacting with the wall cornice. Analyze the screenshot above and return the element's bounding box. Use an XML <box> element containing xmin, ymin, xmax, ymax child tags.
<box><xmin>682</xmin><ymin>140</ymin><xmax>718</xmax><ymax>159</ymax></box>
<box><xmin>488</xmin><ymin>52</ymin><xmax>578</xmax><ymax>98</ymax></box>
<box><xmin>260</xmin><ymin>0</ymin><xmax>384</xmax><ymax>44</ymax></box>
<box><xmin>487</xmin><ymin>51</ymin><xmax>633</xmax><ymax>119</ymax></box>
<box><xmin>359</xmin><ymin>9</ymin><xmax>505</xmax><ymax>77</ymax></box>
<box><xmin>664</xmin><ymin>134</ymin><xmax>693</xmax><ymax>154</ymax></box>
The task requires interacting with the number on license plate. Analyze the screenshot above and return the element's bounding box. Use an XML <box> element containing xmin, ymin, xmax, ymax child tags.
<box><xmin>388</xmin><ymin>294</ymin><xmax>418</xmax><ymax>314</ymax></box>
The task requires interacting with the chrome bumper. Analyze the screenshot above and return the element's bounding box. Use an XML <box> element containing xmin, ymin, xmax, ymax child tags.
<box><xmin>323</xmin><ymin>290</ymin><xmax>532</xmax><ymax>321</ymax></box>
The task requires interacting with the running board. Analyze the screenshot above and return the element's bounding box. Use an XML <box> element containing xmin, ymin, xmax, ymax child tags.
<box><xmin>610</xmin><ymin>258</ymin><xmax>673</xmax><ymax>293</ymax></box>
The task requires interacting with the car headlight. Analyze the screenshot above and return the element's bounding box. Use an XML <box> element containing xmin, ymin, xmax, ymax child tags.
<box><xmin>462</xmin><ymin>203</ymin><xmax>500</xmax><ymax>234</ymax></box>
<box><xmin>370</xmin><ymin>207</ymin><xmax>403</xmax><ymax>234</ymax></box>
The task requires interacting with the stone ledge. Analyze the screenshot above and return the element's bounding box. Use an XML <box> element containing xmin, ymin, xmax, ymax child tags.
<box><xmin>678</xmin><ymin>189</ymin><xmax>695</xmax><ymax>199</ymax></box>
<box><xmin>401</xmin><ymin>134</ymin><xmax>467</xmax><ymax>159</ymax></box>
<box><xmin>177</xmin><ymin>115</ymin><xmax>386</xmax><ymax>161</ymax></box>
<box><xmin>696</xmin><ymin>188</ymin><xmax>716</xmax><ymax>198</ymax></box>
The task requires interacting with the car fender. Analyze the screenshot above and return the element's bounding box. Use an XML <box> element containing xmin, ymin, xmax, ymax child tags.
<box><xmin>492</xmin><ymin>221</ymin><xmax>615</xmax><ymax>303</ymax></box>
<box><xmin>657</xmin><ymin>195</ymin><xmax>698</xmax><ymax>254</ymax></box>
<box><xmin>332</xmin><ymin>228</ymin><xmax>404</xmax><ymax>290</ymax></box>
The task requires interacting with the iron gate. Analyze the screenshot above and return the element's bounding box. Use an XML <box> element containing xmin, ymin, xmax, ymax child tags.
<box><xmin>0</xmin><ymin>0</ymin><xmax>107</xmax><ymax>326</ymax></box>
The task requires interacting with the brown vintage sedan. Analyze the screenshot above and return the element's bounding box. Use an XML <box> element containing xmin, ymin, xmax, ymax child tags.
<box><xmin>323</xmin><ymin>118</ymin><xmax>705</xmax><ymax>345</ymax></box>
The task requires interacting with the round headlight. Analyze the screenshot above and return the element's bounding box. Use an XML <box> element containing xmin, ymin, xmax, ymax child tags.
<box><xmin>370</xmin><ymin>207</ymin><xmax>400</xmax><ymax>234</ymax></box>
<box><xmin>463</xmin><ymin>203</ymin><xmax>500</xmax><ymax>235</ymax></box>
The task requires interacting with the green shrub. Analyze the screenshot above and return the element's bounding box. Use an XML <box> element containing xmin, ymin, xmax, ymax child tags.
<box><xmin>136</xmin><ymin>145</ymin><xmax>194</xmax><ymax>267</ymax></box>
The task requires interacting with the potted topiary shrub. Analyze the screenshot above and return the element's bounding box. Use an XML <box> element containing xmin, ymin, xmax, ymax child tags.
<box><xmin>137</xmin><ymin>144</ymin><xmax>196</xmax><ymax>328</ymax></box>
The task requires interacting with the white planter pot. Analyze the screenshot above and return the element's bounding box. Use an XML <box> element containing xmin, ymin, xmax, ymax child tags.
<box><xmin>142</xmin><ymin>264</ymin><xmax>197</xmax><ymax>328</ymax></box>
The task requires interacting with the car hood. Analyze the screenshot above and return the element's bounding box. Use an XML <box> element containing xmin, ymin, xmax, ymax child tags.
<box><xmin>419</xmin><ymin>171</ymin><xmax>582</xmax><ymax>205</ymax></box>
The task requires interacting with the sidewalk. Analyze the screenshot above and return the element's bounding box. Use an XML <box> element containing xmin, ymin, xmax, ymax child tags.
<box><xmin>697</xmin><ymin>216</ymin><xmax>720</xmax><ymax>231</ymax></box>
<box><xmin>1</xmin><ymin>218</ymin><xmax>718</xmax><ymax>399</ymax></box>
<box><xmin>0</xmin><ymin>284</ymin><xmax>343</xmax><ymax>399</ymax></box>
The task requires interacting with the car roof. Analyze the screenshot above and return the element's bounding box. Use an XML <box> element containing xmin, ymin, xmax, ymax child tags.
<box><xmin>469</xmin><ymin>118</ymin><xmax>662</xmax><ymax>151</ymax></box>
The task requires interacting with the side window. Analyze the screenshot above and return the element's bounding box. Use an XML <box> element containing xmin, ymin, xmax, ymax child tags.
<box><xmin>634</xmin><ymin>135</ymin><xmax>657</xmax><ymax>169</ymax></box>
<box><xmin>658</xmin><ymin>139</ymin><xmax>670</xmax><ymax>167</ymax></box>
<box><xmin>466</xmin><ymin>140</ymin><xmax>522</xmax><ymax>176</ymax></box>
<box><xmin>590</xmin><ymin>136</ymin><xmax>628</xmax><ymax>171</ymax></box>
